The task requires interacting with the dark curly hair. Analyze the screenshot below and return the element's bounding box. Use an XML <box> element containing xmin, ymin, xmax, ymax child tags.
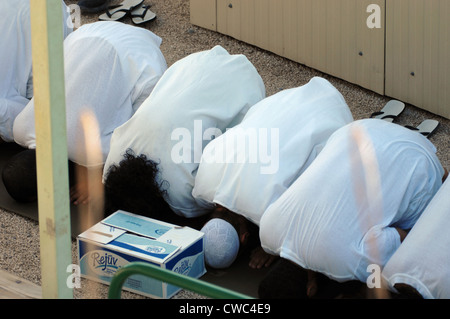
<box><xmin>103</xmin><ymin>149</ymin><xmax>179</xmax><ymax>223</ymax></box>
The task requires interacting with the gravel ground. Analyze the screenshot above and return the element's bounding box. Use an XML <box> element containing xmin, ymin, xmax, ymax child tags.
<box><xmin>0</xmin><ymin>0</ymin><xmax>449</xmax><ymax>299</ymax></box>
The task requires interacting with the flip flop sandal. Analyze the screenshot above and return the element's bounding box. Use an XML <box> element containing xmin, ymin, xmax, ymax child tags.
<box><xmin>78</xmin><ymin>0</ymin><xmax>111</xmax><ymax>13</ymax></box>
<box><xmin>405</xmin><ymin>119</ymin><xmax>440</xmax><ymax>138</ymax></box>
<box><xmin>99</xmin><ymin>0</ymin><xmax>144</xmax><ymax>21</ymax></box>
<box><xmin>370</xmin><ymin>100</ymin><xmax>405</xmax><ymax>122</ymax></box>
<box><xmin>131</xmin><ymin>4</ymin><xmax>156</xmax><ymax>25</ymax></box>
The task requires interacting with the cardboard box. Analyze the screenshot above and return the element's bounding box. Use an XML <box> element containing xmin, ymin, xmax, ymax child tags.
<box><xmin>77</xmin><ymin>210</ymin><xmax>206</xmax><ymax>298</ymax></box>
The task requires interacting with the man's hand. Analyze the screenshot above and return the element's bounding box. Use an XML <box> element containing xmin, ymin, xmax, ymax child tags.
<box><xmin>249</xmin><ymin>246</ymin><xmax>278</xmax><ymax>269</ymax></box>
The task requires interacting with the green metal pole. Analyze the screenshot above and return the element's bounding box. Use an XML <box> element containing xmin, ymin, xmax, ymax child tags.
<box><xmin>30</xmin><ymin>0</ymin><xmax>72</xmax><ymax>299</ymax></box>
<box><xmin>108</xmin><ymin>262</ymin><xmax>253</xmax><ymax>299</ymax></box>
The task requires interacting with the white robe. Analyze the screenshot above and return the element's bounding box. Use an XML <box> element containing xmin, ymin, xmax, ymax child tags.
<box><xmin>13</xmin><ymin>21</ymin><xmax>167</xmax><ymax>167</ymax></box>
<box><xmin>0</xmin><ymin>0</ymin><xmax>72</xmax><ymax>142</ymax></box>
<box><xmin>382</xmin><ymin>177</ymin><xmax>450</xmax><ymax>299</ymax></box>
<box><xmin>103</xmin><ymin>45</ymin><xmax>266</xmax><ymax>218</ymax></box>
<box><xmin>260</xmin><ymin>119</ymin><xmax>444</xmax><ymax>283</ymax></box>
<box><xmin>192</xmin><ymin>77</ymin><xmax>354</xmax><ymax>226</ymax></box>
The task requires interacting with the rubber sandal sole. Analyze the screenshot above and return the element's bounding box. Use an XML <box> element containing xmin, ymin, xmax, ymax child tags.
<box><xmin>405</xmin><ymin>119</ymin><xmax>440</xmax><ymax>138</ymax></box>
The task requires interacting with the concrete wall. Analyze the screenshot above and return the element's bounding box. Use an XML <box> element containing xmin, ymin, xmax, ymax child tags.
<box><xmin>191</xmin><ymin>0</ymin><xmax>450</xmax><ymax>119</ymax></box>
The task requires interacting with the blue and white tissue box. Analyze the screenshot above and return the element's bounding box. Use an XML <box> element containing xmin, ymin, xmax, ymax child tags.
<box><xmin>77</xmin><ymin>210</ymin><xmax>206</xmax><ymax>298</ymax></box>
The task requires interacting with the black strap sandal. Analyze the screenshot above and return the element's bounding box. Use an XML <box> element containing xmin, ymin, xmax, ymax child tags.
<box><xmin>370</xmin><ymin>100</ymin><xmax>405</xmax><ymax>122</ymax></box>
<box><xmin>131</xmin><ymin>5</ymin><xmax>157</xmax><ymax>25</ymax></box>
<box><xmin>98</xmin><ymin>0</ymin><xmax>144</xmax><ymax>21</ymax></box>
<box><xmin>405</xmin><ymin>119</ymin><xmax>440</xmax><ymax>139</ymax></box>
<box><xmin>78</xmin><ymin>0</ymin><xmax>111</xmax><ymax>14</ymax></box>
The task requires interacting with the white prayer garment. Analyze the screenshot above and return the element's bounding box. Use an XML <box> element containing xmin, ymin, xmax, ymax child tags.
<box><xmin>13</xmin><ymin>21</ymin><xmax>167</xmax><ymax>167</ymax></box>
<box><xmin>382</xmin><ymin>177</ymin><xmax>450</xmax><ymax>299</ymax></box>
<box><xmin>192</xmin><ymin>77</ymin><xmax>354</xmax><ymax>226</ymax></box>
<box><xmin>0</xmin><ymin>0</ymin><xmax>72</xmax><ymax>142</ymax></box>
<box><xmin>260</xmin><ymin>119</ymin><xmax>445</xmax><ymax>283</ymax></box>
<box><xmin>103</xmin><ymin>45</ymin><xmax>266</xmax><ymax>218</ymax></box>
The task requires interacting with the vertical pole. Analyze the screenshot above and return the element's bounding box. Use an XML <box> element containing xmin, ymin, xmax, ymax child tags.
<box><xmin>29</xmin><ymin>0</ymin><xmax>72</xmax><ymax>298</ymax></box>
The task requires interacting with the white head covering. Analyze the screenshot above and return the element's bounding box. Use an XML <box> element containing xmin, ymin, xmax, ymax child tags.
<box><xmin>201</xmin><ymin>218</ymin><xmax>240</xmax><ymax>269</ymax></box>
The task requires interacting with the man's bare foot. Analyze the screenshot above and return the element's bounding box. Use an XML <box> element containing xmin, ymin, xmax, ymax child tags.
<box><xmin>70</xmin><ymin>183</ymin><xmax>89</xmax><ymax>205</ymax></box>
<box><xmin>70</xmin><ymin>163</ymin><xmax>104</xmax><ymax>206</ymax></box>
<box><xmin>306</xmin><ymin>270</ymin><xmax>318</xmax><ymax>298</ymax></box>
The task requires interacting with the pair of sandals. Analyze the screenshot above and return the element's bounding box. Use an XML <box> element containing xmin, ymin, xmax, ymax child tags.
<box><xmin>370</xmin><ymin>100</ymin><xmax>440</xmax><ymax>139</ymax></box>
<box><xmin>99</xmin><ymin>0</ymin><xmax>156</xmax><ymax>25</ymax></box>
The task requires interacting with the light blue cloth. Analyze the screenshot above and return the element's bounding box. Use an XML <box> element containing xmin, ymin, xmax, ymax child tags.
<box><xmin>193</xmin><ymin>77</ymin><xmax>353</xmax><ymax>226</ymax></box>
<box><xmin>13</xmin><ymin>21</ymin><xmax>167</xmax><ymax>167</ymax></box>
<box><xmin>382</xmin><ymin>178</ymin><xmax>450</xmax><ymax>299</ymax></box>
<box><xmin>260</xmin><ymin>119</ymin><xmax>444</xmax><ymax>283</ymax></box>
<box><xmin>103</xmin><ymin>45</ymin><xmax>266</xmax><ymax>217</ymax></box>
<box><xmin>0</xmin><ymin>0</ymin><xmax>72</xmax><ymax>142</ymax></box>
